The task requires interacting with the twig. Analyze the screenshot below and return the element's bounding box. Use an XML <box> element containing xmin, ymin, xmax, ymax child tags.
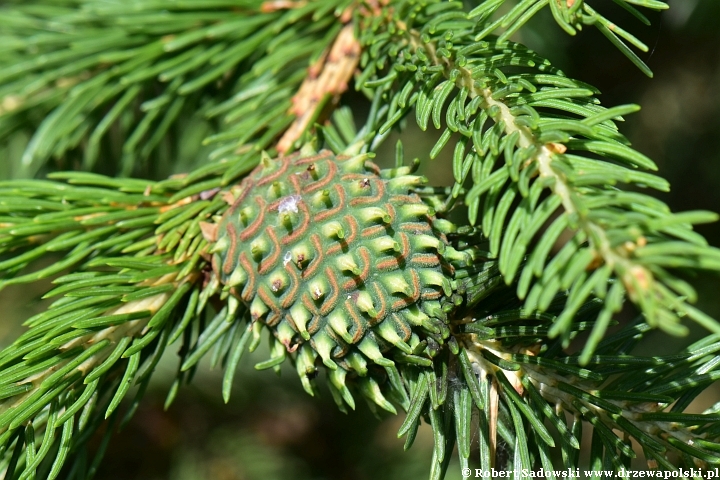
<box><xmin>260</xmin><ymin>1</ymin><xmax>307</xmax><ymax>13</ymax></box>
<box><xmin>277</xmin><ymin>24</ymin><xmax>360</xmax><ymax>154</ymax></box>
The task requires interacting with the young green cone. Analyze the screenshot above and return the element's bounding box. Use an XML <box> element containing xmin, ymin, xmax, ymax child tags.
<box><xmin>210</xmin><ymin>150</ymin><xmax>466</xmax><ymax>408</ymax></box>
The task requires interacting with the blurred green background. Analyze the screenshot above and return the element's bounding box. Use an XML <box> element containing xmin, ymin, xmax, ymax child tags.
<box><xmin>2</xmin><ymin>1</ymin><xmax>720</xmax><ymax>478</ymax></box>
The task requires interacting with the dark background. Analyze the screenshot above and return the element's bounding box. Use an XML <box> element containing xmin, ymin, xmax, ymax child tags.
<box><xmin>1</xmin><ymin>1</ymin><xmax>719</xmax><ymax>478</ymax></box>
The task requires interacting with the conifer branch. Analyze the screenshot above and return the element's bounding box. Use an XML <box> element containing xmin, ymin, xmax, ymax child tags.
<box><xmin>356</xmin><ymin>1</ymin><xmax>720</xmax><ymax>353</ymax></box>
<box><xmin>0</xmin><ymin>0</ymin><xmax>352</xmax><ymax>177</ymax></box>
<box><xmin>466</xmin><ymin>0</ymin><xmax>668</xmax><ymax>77</ymax></box>
<box><xmin>460</xmin><ymin>334</ymin><xmax>720</xmax><ymax>473</ymax></box>
<box><xmin>0</xmin><ymin>1</ymin><xmax>717</xmax><ymax>479</ymax></box>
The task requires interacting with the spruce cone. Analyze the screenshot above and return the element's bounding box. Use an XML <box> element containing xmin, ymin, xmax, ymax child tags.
<box><xmin>210</xmin><ymin>150</ymin><xmax>466</xmax><ymax>408</ymax></box>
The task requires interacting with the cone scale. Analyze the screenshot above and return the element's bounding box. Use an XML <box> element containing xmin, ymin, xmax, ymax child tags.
<box><xmin>211</xmin><ymin>150</ymin><xmax>458</xmax><ymax>401</ymax></box>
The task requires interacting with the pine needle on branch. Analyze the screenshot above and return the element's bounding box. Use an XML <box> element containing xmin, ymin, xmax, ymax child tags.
<box><xmin>0</xmin><ymin>1</ymin><xmax>717</xmax><ymax>479</ymax></box>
